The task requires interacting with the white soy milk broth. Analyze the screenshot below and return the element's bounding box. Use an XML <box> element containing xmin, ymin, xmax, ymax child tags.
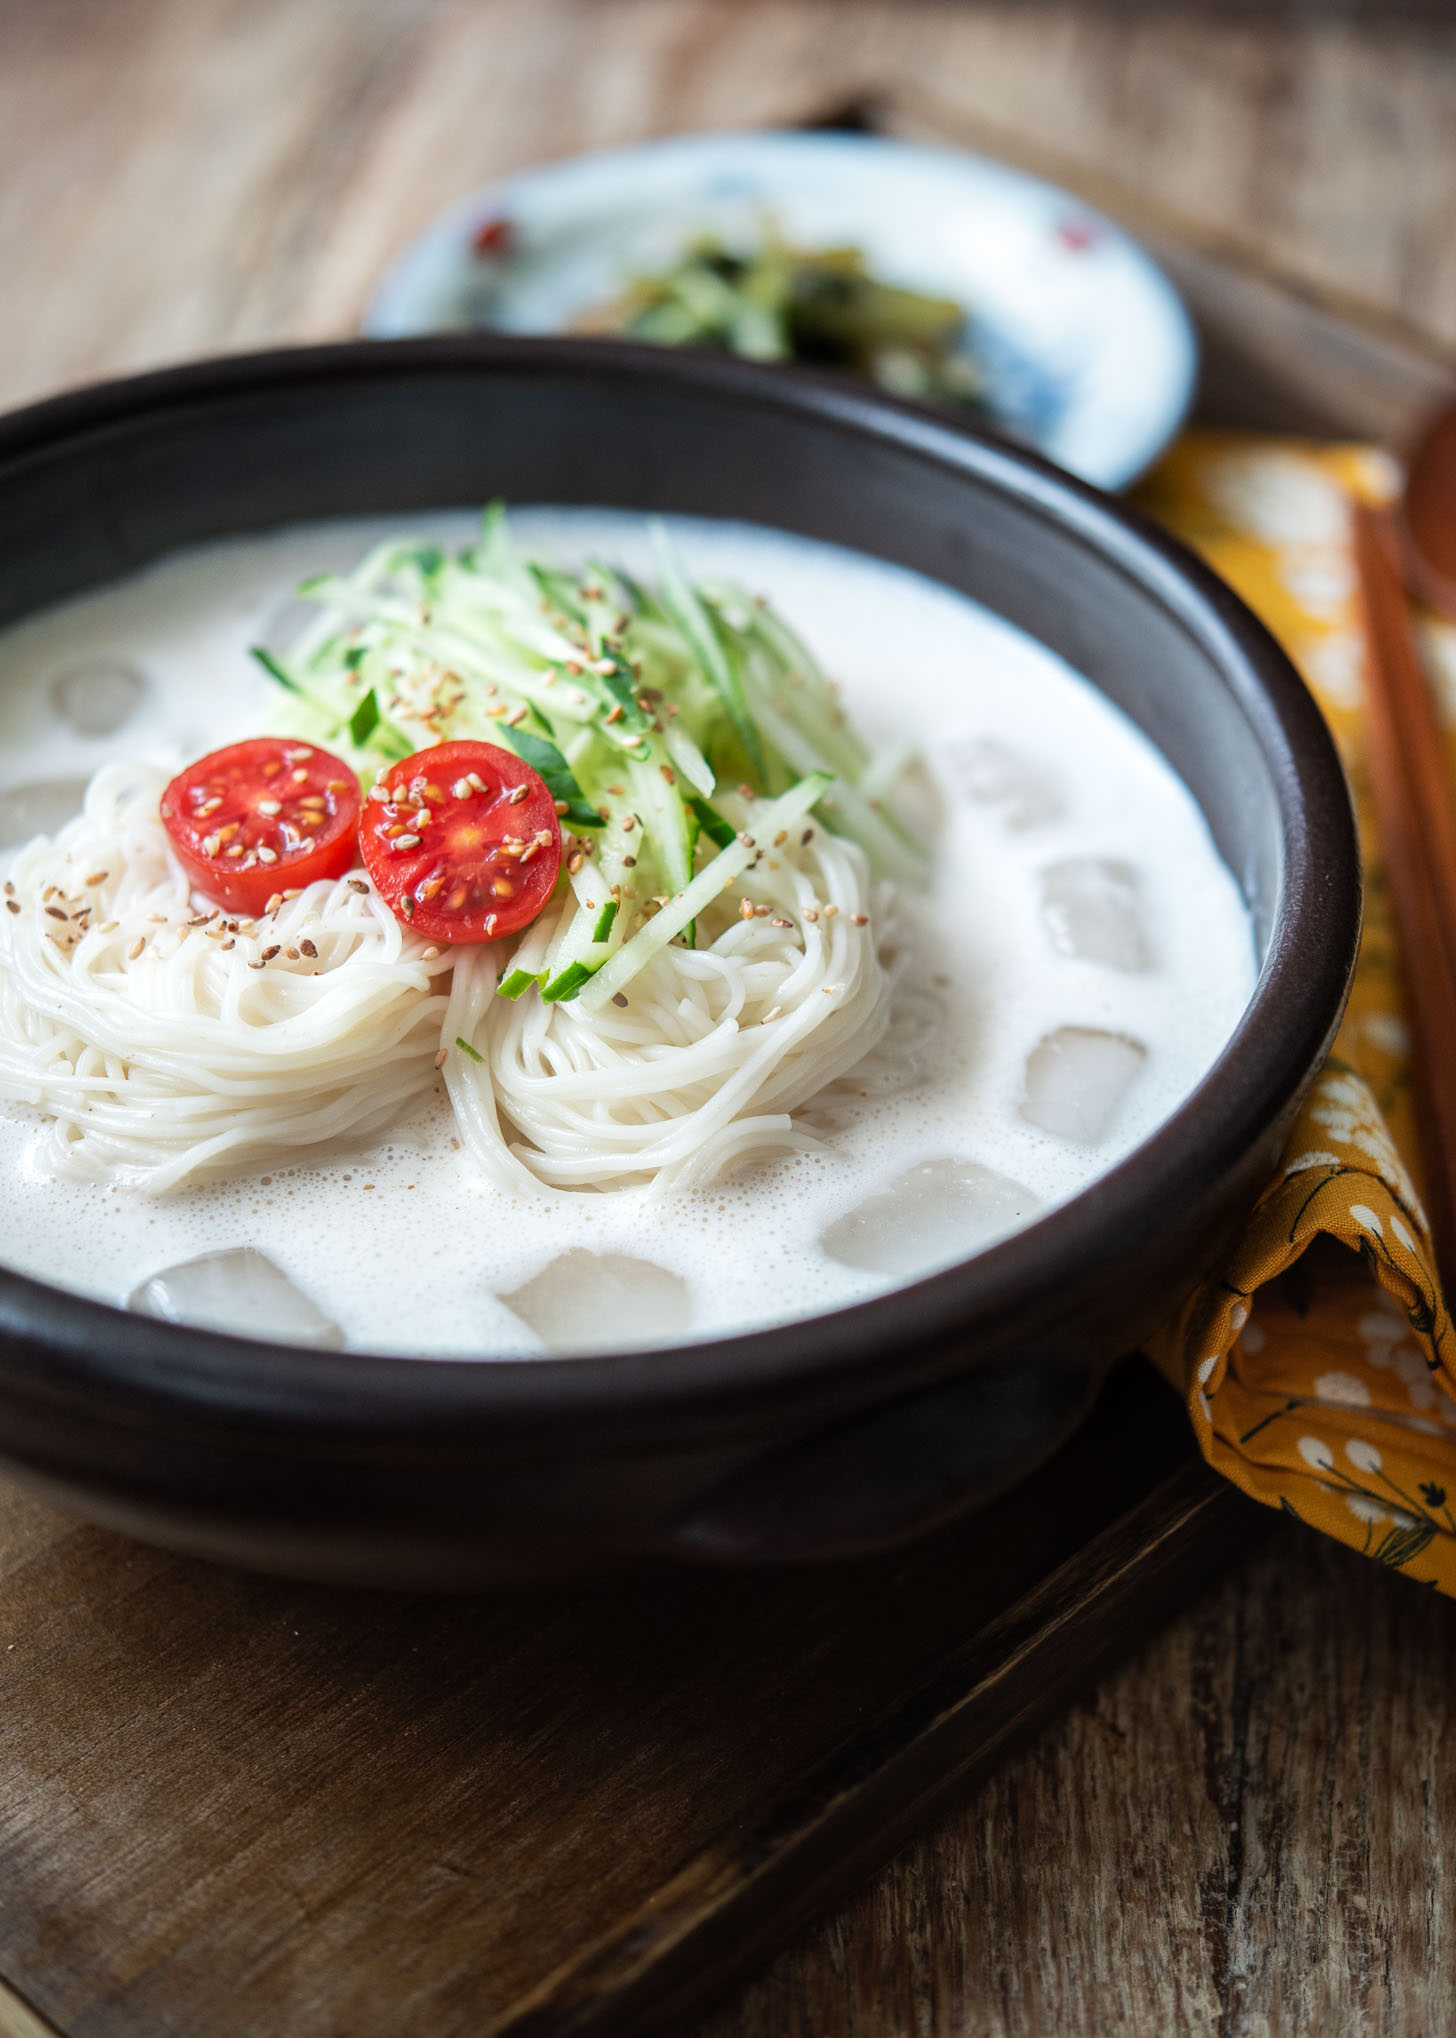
<box><xmin>0</xmin><ymin>509</ymin><xmax>1256</xmax><ymax>1356</ymax></box>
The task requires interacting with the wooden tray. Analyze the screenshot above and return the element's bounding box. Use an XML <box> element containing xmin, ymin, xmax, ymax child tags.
<box><xmin>0</xmin><ymin>1367</ymin><xmax>1256</xmax><ymax>2038</ymax></box>
<box><xmin>0</xmin><ymin>91</ymin><xmax>1447</xmax><ymax>2038</ymax></box>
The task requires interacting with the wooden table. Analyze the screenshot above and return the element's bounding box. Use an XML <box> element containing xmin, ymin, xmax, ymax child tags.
<box><xmin>3</xmin><ymin>4</ymin><xmax>1456</xmax><ymax>2032</ymax></box>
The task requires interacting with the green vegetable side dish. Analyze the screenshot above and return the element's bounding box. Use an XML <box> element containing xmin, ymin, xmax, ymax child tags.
<box><xmin>252</xmin><ymin>509</ymin><xmax>925</xmax><ymax>1008</ymax></box>
<box><xmin>574</xmin><ymin>220</ymin><xmax>988</xmax><ymax>414</ymax></box>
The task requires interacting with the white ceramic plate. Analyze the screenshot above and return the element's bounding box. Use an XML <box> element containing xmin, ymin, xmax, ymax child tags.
<box><xmin>362</xmin><ymin>130</ymin><xmax>1197</xmax><ymax>492</ymax></box>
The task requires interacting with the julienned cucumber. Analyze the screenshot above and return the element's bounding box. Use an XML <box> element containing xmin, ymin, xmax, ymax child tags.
<box><xmin>576</xmin><ymin>773</ymin><xmax>830</xmax><ymax>1014</ymax></box>
<box><xmin>259</xmin><ymin>511</ymin><xmax>922</xmax><ymax>1001</ymax></box>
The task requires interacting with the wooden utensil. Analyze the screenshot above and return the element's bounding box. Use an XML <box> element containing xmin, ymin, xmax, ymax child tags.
<box><xmin>1400</xmin><ymin>399</ymin><xmax>1456</xmax><ymax>619</ymax></box>
<box><xmin>1353</xmin><ymin>498</ymin><xmax>1456</xmax><ymax>1291</ymax></box>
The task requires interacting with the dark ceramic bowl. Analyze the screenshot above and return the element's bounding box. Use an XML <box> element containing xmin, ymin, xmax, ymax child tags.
<box><xmin>0</xmin><ymin>339</ymin><xmax>1358</xmax><ymax>1586</ymax></box>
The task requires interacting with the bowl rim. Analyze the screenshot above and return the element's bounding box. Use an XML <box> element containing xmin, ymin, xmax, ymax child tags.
<box><xmin>0</xmin><ymin>336</ymin><xmax>1360</xmax><ymax>1442</ymax></box>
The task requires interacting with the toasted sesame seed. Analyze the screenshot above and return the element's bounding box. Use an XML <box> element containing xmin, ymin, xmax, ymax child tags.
<box><xmin>659</xmin><ymin>765</ymin><xmax>675</xmax><ymax>785</ymax></box>
<box><xmin>824</xmin><ymin>903</ymin><xmax>839</xmax><ymax>917</ymax></box>
<box><xmin>394</xmin><ymin>833</ymin><xmax>422</xmax><ymax>850</ymax></box>
<box><xmin>773</xmin><ymin>830</ymin><xmax>787</xmax><ymax>848</ymax></box>
<box><xmin>505</xmin><ymin>705</ymin><xmax>528</xmax><ymax>726</ymax></box>
<box><xmin>568</xmin><ymin>852</ymin><xmax>584</xmax><ymax>875</ymax></box>
<box><xmin>622</xmin><ymin>816</ymin><xmax>636</xmax><ymax>833</ymax></box>
<box><xmin>803</xmin><ymin>908</ymin><xmax>819</xmax><ymax>924</ymax></box>
<box><xmin>737</xmin><ymin>782</ymin><xmax>755</xmax><ymax>800</ymax></box>
<box><xmin>348</xmin><ymin>878</ymin><xmax>369</xmax><ymax>893</ymax></box>
<box><xmin>4</xmin><ymin>900</ymin><xmax>18</xmax><ymax>916</ymax></box>
<box><xmin>851</xmin><ymin>912</ymin><xmax>868</xmax><ymax>926</ymax></box>
<box><xmin>264</xmin><ymin>892</ymin><xmax>283</xmax><ymax>915</ymax></box>
<box><xmin>754</xmin><ymin>904</ymin><xmax>769</xmax><ymax>917</ymax></box>
<box><xmin>261</xmin><ymin>945</ymin><xmax>280</xmax><ymax>961</ymax></box>
<box><xmin>44</xmin><ymin>906</ymin><xmax>67</xmax><ymax>922</ymax></box>
<box><xmin>822</xmin><ymin>983</ymin><xmax>838</xmax><ymax>995</ymax></box>
<box><xmin>801</xmin><ymin>828</ymin><xmax>814</xmax><ymax>845</ymax></box>
<box><xmin>282</xmin><ymin>888</ymin><xmax>301</xmax><ymax>900</ymax></box>
<box><xmin>736</xmin><ymin>832</ymin><xmax>755</xmax><ymax>849</ymax></box>
<box><xmin>622</xmin><ymin>854</ymin><xmax>636</xmax><ymax>868</ymax></box>
<box><xmin>433</xmin><ymin>1048</ymin><xmax>449</xmax><ymax>1071</ymax></box>
<box><xmin>248</xmin><ymin>959</ymin><xmax>264</xmax><ymax>969</ymax></box>
<box><xmin>220</xmin><ymin>937</ymin><xmax>235</xmax><ymax>950</ymax></box>
<box><xmin>127</xmin><ymin>936</ymin><xmax>145</xmax><ymax>960</ymax></box>
<box><xmin>771</xmin><ymin>916</ymin><xmax>793</xmax><ymax>929</ymax></box>
<box><xmin>284</xmin><ymin>945</ymin><xmax>300</xmax><ymax>961</ymax></box>
<box><xmin>739</xmin><ymin>897</ymin><xmax>755</xmax><ymax>921</ymax></box>
<box><xmin>300</xmin><ymin>939</ymin><xmax>318</xmax><ymax>959</ymax></box>
<box><xmin>611</xmin><ymin>993</ymin><xmax>629</xmax><ymax>1008</ymax></box>
<box><xmin>84</xmin><ymin>870</ymin><xmax>108</xmax><ymax>886</ymax></box>
<box><xmin>508</xmin><ymin>784</ymin><xmax>530</xmax><ymax>805</ymax></box>
<box><xmin>761</xmin><ymin>1005</ymin><xmax>782</xmax><ymax>1024</ymax></box>
<box><xmin>420</xmin><ymin>944</ymin><xmax>439</xmax><ymax>960</ymax></box>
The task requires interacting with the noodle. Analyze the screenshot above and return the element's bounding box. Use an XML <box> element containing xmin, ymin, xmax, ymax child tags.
<box><xmin>0</xmin><ymin>766</ymin><xmax>451</xmax><ymax>1190</ymax></box>
<box><xmin>0</xmin><ymin>768</ymin><xmax>898</xmax><ymax>1197</ymax></box>
<box><xmin>445</xmin><ymin>812</ymin><xmax>898</xmax><ymax>1193</ymax></box>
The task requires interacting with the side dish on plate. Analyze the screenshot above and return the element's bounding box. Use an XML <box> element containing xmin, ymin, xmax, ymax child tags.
<box><xmin>361</xmin><ymin>131</ymin><xmax>1198</xmax><ymax>489</ymax></box>
<box><xmin>569</xmin><ymin>219</ymin><xmax>991</xmax><ymax>417</ymax></box>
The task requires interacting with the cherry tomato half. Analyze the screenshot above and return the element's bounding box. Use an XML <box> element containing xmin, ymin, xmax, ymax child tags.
<box><xmin>160</xmin><ymin>738</ymin><xmax>362</xmax><ymax>914</ymax></box>
<box><xmin>358</xmin><ymin>740</ymin><xmax>563</xmax><ymax>944</ymax></box>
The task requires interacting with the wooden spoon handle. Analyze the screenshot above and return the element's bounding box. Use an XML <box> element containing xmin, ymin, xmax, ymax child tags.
<box><xmin>1353</xmin><ymin>501</ymin><xmax>1456</xmax><ymax>1285</ymax></box>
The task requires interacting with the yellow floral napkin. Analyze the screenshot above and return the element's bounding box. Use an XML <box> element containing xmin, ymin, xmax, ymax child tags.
<box><xmin>1135</xmin><ymin>433</ymin><xmax>1456</xmax><ymax>1587</ymax></box>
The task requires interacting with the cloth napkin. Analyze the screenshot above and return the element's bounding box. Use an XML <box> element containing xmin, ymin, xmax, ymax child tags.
<box><xmin>1134</xmin><ymin>432</ymin><xmax>1456</xmax><ymax>1589</ymax></box>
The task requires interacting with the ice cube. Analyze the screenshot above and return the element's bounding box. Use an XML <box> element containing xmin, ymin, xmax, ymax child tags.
<box><xmin>48</xmin><ymin>658</ymin><xmax>147</xmax><ymax>737</ymax></box>
<box><xmin>1039</xmin><ymin>858</ymin><xmax>1150</xmax><ymax>972</ymax></box>
<box><xmin>1021</xmin><ymin>1027</ymin><xmax>1146</xmax><ymax>1144</ymax></box>
<box><xmin>950</xmin><ymin>737</ymin><xmax>1063</xmax><ymax>830</ymax></box>
<box><xmin>128</xmin><ymin>1247</ymin><xmax>344</xmax><ymax>1348</ymax></box>
<box><xmin>501</xmin><ymin>1249</ymin><xmax>692</xmax><ymax>1353</ymax></box>
<box><xmin>820</xmin><ymin>1157</ymin><xmax>1041</xmax><ymax>1278</ymax></box>
<box><xmin>0</xmin><ymin>778</ymin><xmax>89</xmax><ymax>847</ymax></box>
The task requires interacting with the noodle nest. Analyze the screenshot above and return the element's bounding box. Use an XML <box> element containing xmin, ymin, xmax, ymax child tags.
<box><xmin>0</xmin><ymin>767</ymin><xmax>899</xmax><ymax>1195</ymax></box>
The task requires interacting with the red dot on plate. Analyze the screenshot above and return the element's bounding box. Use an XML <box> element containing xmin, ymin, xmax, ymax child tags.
<box><xmin>471</xmin><ymin>215</ymin><xmax>513</xmax><ymax>258</ymax></box>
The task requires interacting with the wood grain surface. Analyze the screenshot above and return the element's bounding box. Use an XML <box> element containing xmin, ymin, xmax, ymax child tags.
<box><xmin>1</xmin><ymin>3</ymin><xmax>1454</xmax><ymax>2033</ymax></box>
